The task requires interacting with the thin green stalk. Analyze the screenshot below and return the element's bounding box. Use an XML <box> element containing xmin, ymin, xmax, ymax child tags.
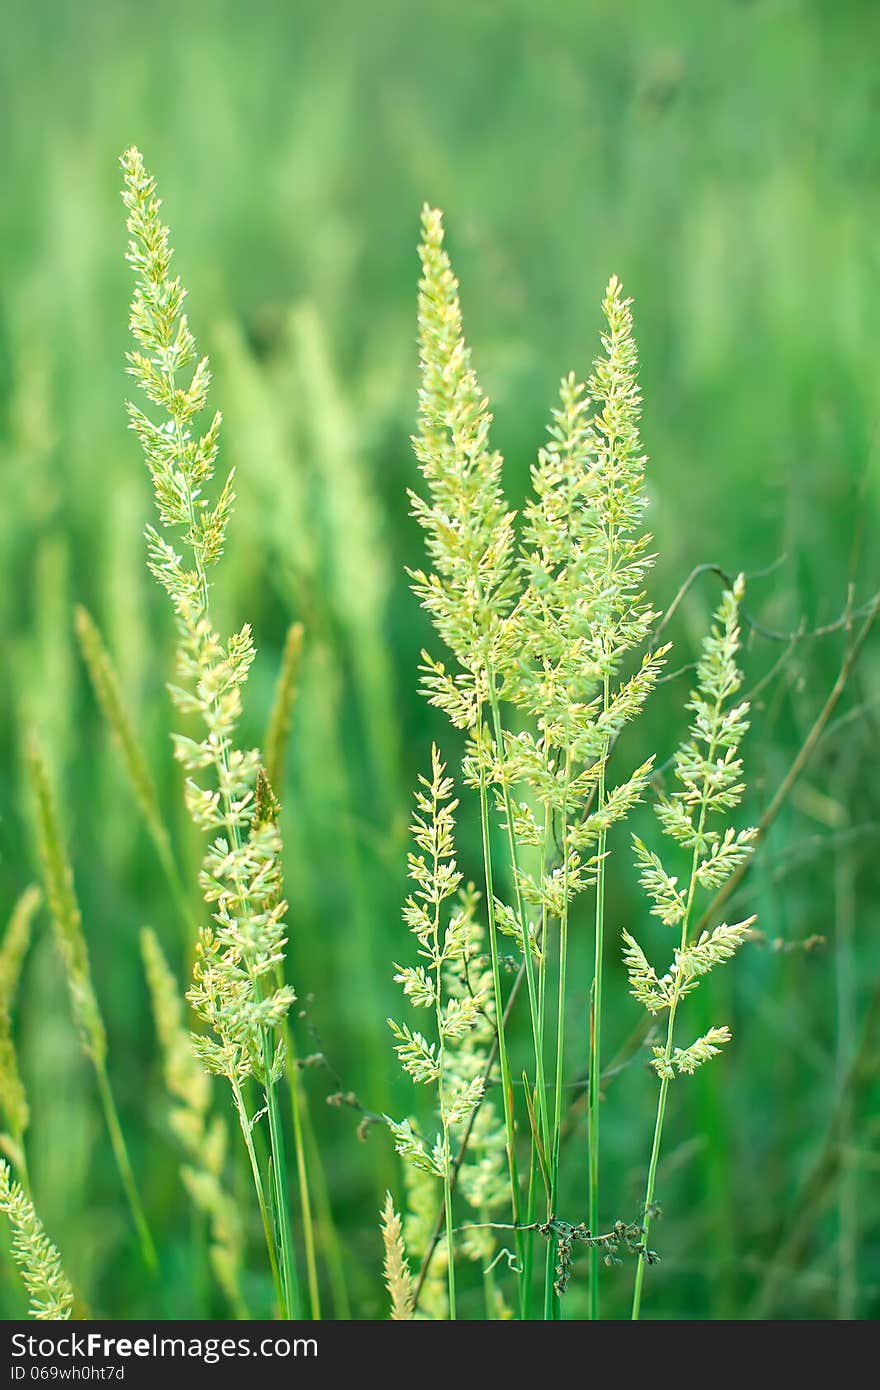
<box><xmin>488</xmin><ymin>691</ymin><xmax>551</xmax><ymax>1162</ymax></box>
<box><xmin>442</xmin><ymin>1175</ymin><xmax>457</xmax><ymax>1319</ymax></box>
<box><xmin>547</xmin><ymin>754</ymin><xmax>572</xmax><ymax>1320</ymax></box>
<box><xmin>276</xmin><ymin>984</ymin><xmax>320</xmax><ymax>1319</ymax></box>
<box><xmin>286</xmin><ymin>1042</ymin><xmax>321</xmax><ymax>1320</ymax></box>
<box><xmin>542</xmin><ymin>1225</ymin><xmax>556</xmax><ymax>1320</ymax></box>
<box><xmin>94</xmin><ymin>1061</ymin><xmax>157</xmax><ymax>1271</ymax></box>
<box><xmin>630</xmin><ymin>883</ymin><xmax>695</xmax><ymax>1322</ymax></box>
<box><xmin>834</xmin><ymin>810</ymin><xmax>857</xmax><ymax>1319</ymax></box>
<box><xmin>486</xmin><ymin>689</ymin><xmax>550</xmax><ymax>1317</ymax></box>
<box><xmin>537</xmin><ymin>801</ymin><xmax>551</xmax><ymax>1080</ymax></box>
<box><xmin>477</xmin><ymin>753</ymin><xmax>525</xmax><ymax>1314</ymax></box>
<box><xmin>630</xmin><ymin>1065</ymin><xmax>670</xmax><ymax>1320</ymax></box>
<box><xmin>632</xmin><ymin>723</ymin><xmax>719</xmax><ymax>1320</ymax></box>
<box><xmin>255</xmin><ymin>995</ymin><xmax>300</xmax><ymax>1320</ymax></box>
<box><xmin>267</xmin><ymin>1093</ymin><xmax>299</xmax><ymax>1319</ymax></box>
<box><xmin>481</xmin><ymin>1206</ymin><xmax>499</xmax><ymax>1318</ymax></box>
<box><xmin>690</xmin><ymin>977</ymin><xmax>737</xmax><ymax>1316</ymax></box>
<box><xmin>588</xmin><ymin>677</ymin><xmax>610</xmax><ymax>1320</ymax></box>
<box><xmin>231</xmin><ymin>1077</ymin><xmax>284</xmax><ymax>1313</ymax></box>
<box><xmin>523</xmin><ymin>1133</ymin><xmax>538</xmax><ymax>1318</ymax></box>
<box><xmin>431</xmin><ymin>850</ymin><xmax>457</xmax><ymax>1320</ymax></box>
<box><xmin>538</xmin><ymin>797</ymin><xmax>555</xmax><ymax>1320</ymax></box>
<box><xmin>300</xmin><ymin>1089</ymin><xmax>350</xmax><ymax>1318</ymax></box>
<box><xmin>267</xmin><ymin>638</ymin><xmax>320</xmax><ymax>1318</ymax></box>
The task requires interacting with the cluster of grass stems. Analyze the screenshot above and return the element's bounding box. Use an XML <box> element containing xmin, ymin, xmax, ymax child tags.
<box><xmin>0</xmin><ymin>148</ymin><xmax>876</xmax><ymax>1324</ymax></box>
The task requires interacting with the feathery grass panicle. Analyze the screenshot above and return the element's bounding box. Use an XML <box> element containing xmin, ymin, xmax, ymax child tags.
<box><xmin>411</xmin><ymin>208</ymin><xmax>529</xmax><ymax>1309</ymax></box>
<box><xmin>187</xmin><ymin>797</ymin><xmax>295</xmax><ymax>1089</ymax></box>
<box><xmin>121</xmin><ymin>147</ymin><xmax>294</xmax><ymax>1081</ymax></box>
<box><xmin>141</xmin><ymin>928</ymin><xmax>245</xmax><ymax>1315</ymax></box>
<box><xmin>411</xmin><ymin>206</ymin><xmax>517</xmax><ymax>729</ymax></box>
<box><xmin>502</xmin><ymin>288</ymin><xmax>665</xmax><ymax>1173</ymax></box>
<box><xmin>510</xmin><ymin>356</ymin><xmax>661</xmax><ymax>736</ymax></box>
<box><xmin>0</xmin><ymin>1160</ymin><xmax>74</xmax><ymax>1319</ymax></box>
<box><xmin>0</xmin><ymin>887</ymin><xmax>40</xmax><ymax>1170</ymax></box>
<box><xmin>408</xmin><ymin>217</ymin><xmax>670</xmax><ymax>1317</ymax></box>
<box><xmin>442</xmin><ymin>904</ymin><xmax>510</xmax><ymax>1314</ymax></box>
<box><xmin>535</xmin><ymin>279</ymin><xmax>663</xmax><ymax>1317</ymax></box>
<box><xmin>264</xmin><ymin>621</ymin><xmax>304</xmax><ymax>793</ymax></box>
<box><xmin>394</xmin><ymin>894</ymin><xmax>509</xmax><ymax>1320</ymax></box>
<box><xmin>387</xmin><ymin>748</ymin><xmax>488</xmax><ymax>1317</ymax></box>
<box><xmin>533</xmin><ymin>280</ymin><xmax>663</xmax><ymax>1318</ymax></box>
<box><xmin>74</xmin><ymin>605</ymin><xmax>187</xmax><ymax>923</ymax></box>
<box><xmin>628</xmin><ymin>577</ymin><xmax>757</xmax><ymax>1319</ymax></box>
<box><xmin>380</xmin><ymin>1192</ymin><xmax>415</xmax><ymax>1320</ymax></box>
<box><xmin>121</xmin><ymin>146</ymin><xmax>299</xmax><ymax>1316</ymax></box>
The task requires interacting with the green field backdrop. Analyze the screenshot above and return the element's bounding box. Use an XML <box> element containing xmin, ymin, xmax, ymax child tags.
<box><xmin>1</xmin><ymin>0</ymin><xmax>879</xmax><ymax>1319</ymax></box>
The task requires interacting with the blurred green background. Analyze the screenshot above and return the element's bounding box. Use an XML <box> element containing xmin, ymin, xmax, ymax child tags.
<box><xmin>1</xmin><ymin>0</ymin><xmax>879</xmax><ymax>1319</ymax></box>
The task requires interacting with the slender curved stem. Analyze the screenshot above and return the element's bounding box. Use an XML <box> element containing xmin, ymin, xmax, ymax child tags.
<box><xmin>632</xmin><ymin>700</ymin><xmax>720</xmax><ymax>1320</ymax></box>
<box><xmin>277</xmin><ymin>994</ymin><xmax>320</xmax><ymax>1319</ymax></box>
<box><xmin>194</xmin><ymin>557</ymin><xmax>300</xmax><ymax>1316</ymax></box>
<box><xmin>547</xmin><ymin>758</ymin><xmax>571</xmax><ymax>1320</ymax></box>
<box><xmin>588</xmin><ymin>677</ymin><xmax>610</xmax><ymax>1320</ymax></box>
<box><xmin>231</xmin><ymin>1077</ymin><xmax>284</xmax><ymax>1313</ymax></box>
<box><xmin>430</xmin><ymin>811</ymin><xmax>457</xmax><ymax>1321</ymax></box>
<box><xmin>477</xmin><ymin>748</ymin><xmax>525</xmax><ymax>1314</ymax></box>
<box><xmin>488</xmin><ymin>691</ymin><xmax>552</xmax><ymax>1161</ymax></box>
<box><xmin>94</xmin><ymin>1060</ymin><xmax>157</xmax><ymax>1272</ymax></box>
<box><xmin>287</xmin><ymin>1050</ymin><xmax>321</xmax><ymax>1319</ymax></box>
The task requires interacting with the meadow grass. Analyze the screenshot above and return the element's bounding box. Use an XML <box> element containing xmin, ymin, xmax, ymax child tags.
<box><xmin>1</xmin><ymin>147</ymin><xmax>877</xmax><ymax>1323</ymax></box>
<box><xmin>2</xmin><ymin>4</ymin><xmax>880</xmax><ymax>1318</ymax></box>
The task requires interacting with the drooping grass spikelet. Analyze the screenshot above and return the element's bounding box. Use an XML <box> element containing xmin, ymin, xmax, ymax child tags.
<box><xmin>0</xmin><ymin>887</ymin><xmax>40</xmax><ymax>1169</ymax></box>
<box><xmin>26</xmin><ymin>739</ymin><xmax>106</xmax><ymax>1066</ymax></box>
<box><xmin>628</xmin><ymin>577</ymin><xmax>757</xmax><ymax>1318</ymax></box>
<box><xmin>27</xmin><ymin>735</ymin><xmax>156</xmax><ymax>1268</ymax></box>
<box><xmin>289</xmin><ymin>303</ymin><xmax>401</xmax><ymax>813</ymax></box>
<box><xmin>380</xmin><ymin>1192</ymin><xmax>415</xmax><ymax>1320</ymax></box>
<box><xmin>0</xmin><ymin>1160</ymin><xmax>74</xmax><ymax>1319</ymax></box>
<box><xmin>74</xmin><ymin>605</ymin><xmax>187</xmax><ymax>922</ymax></box>
<box><xmin>264</xmin><ymin>621</ymin><xmax>304</xmax><ymax>793</ymax></box>
<box><xmin>141</xmin><ymin>928</ymin><xmax>210</xmax><ymax>1130</ymax></box>
<box><xmin>0</xmin><ymin>888</ymin><xmax>39</xmax><ymax>1001</ymax></box>
<box><xmin>141</xmin><ymin>928</ymin><xmax>245</xmax><ymax>1315</ymax></box>
<box><xmin>121</xmin><ymin>147</ymin><xmax>299</xmax><ymax>1315</ymax></box>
